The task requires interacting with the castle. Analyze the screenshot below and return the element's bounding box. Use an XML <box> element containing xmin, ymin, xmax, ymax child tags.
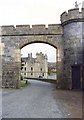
<box><xmin>21</xmin><ymin>52</ymin><xmax>48</xmax><ymax>78</ymax></box>
<box><xmin>0</xmin><ymin>7</ymin><xmax>84</xmax><ymax>89</ymax></box>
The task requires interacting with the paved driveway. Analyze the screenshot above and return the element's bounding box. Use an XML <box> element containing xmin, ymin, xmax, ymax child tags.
<box><xmin>2</xmin><ymin>80</ymin><xmax>82</xmax><ymax>118</ymax></box>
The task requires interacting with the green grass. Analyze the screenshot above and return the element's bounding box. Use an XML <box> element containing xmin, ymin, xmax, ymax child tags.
<box><xmin>48</xmin><ymin>72</ymin><xmax>56</xmax><ymax>75</ymax></box>
<box><xmin>20</xmin><ymin>80</ymin><xmax>30</xmax><ymax>88</ymax></box>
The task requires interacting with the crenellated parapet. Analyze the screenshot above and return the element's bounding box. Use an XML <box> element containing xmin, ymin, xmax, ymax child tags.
<box><xmin>0</xmin><ymin>24</ymin><xmax>63</xmax><ymax>36</ymax></box>
<box><xmin>1</xmin><ymin>8</ymin><xmax>84</xmax><ymax>36</ymax></box>
<box><xmin>61</xmin><ymin>8</ymin><xmax>84</xmax><ymax>25</ymax></box>
<box><xmin>0</xmin><ymin>26</ymin><xmax>15</xmax><ymax>36</ymax></box>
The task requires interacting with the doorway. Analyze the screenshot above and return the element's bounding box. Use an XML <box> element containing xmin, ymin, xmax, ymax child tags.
<box><xmin>72</xmin><ymin>65</ymin><xmax>81</xmax><ymax>89</ymax></box>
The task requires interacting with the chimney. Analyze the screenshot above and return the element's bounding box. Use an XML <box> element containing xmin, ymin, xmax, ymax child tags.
<box><xmin>28</xmin><ymin>53</ymin><xmax>32</xmax><ymax>58</ymax></box>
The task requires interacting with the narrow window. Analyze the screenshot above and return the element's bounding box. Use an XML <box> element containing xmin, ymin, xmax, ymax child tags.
<box><xmin>31</xmin><ymin>67</ymin><xmax>33</xmax><ymax>71</ymax></box>
<box><xmin>41</xmin><ymin>68</ymin><xmax>42</xmax><ymax>71</ymax></box>
<box><xmin>31</xmin><ymin>73</ymin><xmax>33</xmax><ymax>75</ymax></box>
<box><xmin>25</xmin><ymin>67</ymin><xmax>26</xmax><ymax>71</ymax></box>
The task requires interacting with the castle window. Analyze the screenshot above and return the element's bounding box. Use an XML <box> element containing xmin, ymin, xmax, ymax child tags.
<box><xmin>43</xmin><ymin>73</ymin><xmax>44</xmax><ymax>76</ymax></box>
<box><xmin>31</xmin><ymin>67</ymin><xmax>33</xmax><ymax>71</ymax></box>
<box><xmin>25</xmin><ymin>67</ymin><xmax>26</xmax><ymax>71</ymax></box>
<box><xmin>41</xmin><ymin>68</ymin><xmax>42</xmax><ymax>71</ymax></box>
<box><xmin>31</xmin><ymin>73</ymin><xmax>33</xmax><ymax>75</ymax></box>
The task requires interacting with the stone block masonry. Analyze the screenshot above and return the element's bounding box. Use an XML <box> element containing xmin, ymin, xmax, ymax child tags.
<box><xmin>1</xmin><ymin>24</ymin><xmax>63</xmax><ymax>36</ymax></box>
<box><xmin>0</xmin><ymin>8</ymin><xmax>83</xmax><ymax>89</ymax></box>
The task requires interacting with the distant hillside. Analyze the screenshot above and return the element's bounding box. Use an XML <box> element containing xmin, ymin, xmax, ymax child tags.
<box><xmin>48</xmin><ymin>62</ymin><xmax>56</xmax><ymax>73</ymax></box>
<box><xmin>48</xmin><ymin>62</ymin><xmax>56</xmax><ymax>68</ymax></box>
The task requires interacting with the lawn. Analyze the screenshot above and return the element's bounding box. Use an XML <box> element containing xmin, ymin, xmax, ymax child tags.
<box><xmin>20</xmin><ymin>80</ymin><xmax>30</xmax><ymax>88</ymax></box>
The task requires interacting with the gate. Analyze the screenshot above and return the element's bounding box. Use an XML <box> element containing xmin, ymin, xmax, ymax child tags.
<box><xmin>72</xmin><ymin>65</ymin><xmax>81</xmax><ymax>89</ymax></box>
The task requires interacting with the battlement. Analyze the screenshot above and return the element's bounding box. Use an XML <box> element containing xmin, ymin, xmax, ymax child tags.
<box><xmin>61</xmin><ymin>8</ymin><xmax>83</xmax><ymax>25</ymax></box>
<box><xmin>0</xmin><ymin>24</ymin><xmax>63</xmax><ymax>36</ymax></box>
<box><xmin>1</xmin><ymin>25</ymin><xmax>16</xmax><ymax>35</ymax></box>
<box><xmin>1</xmin><ymin>8</ymin><xmax>84</xmax><ymax>36</ymax></box>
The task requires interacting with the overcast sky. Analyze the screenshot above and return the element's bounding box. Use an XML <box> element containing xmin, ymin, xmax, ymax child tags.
<box><xmin>0</xmin><ymin>0</ymin><xmax>83</xmax><ymax>62</ymax></box>
<box><xmin>21</xmin><ymin>43</ymin><xmax>57</xmax><ymax>62</ymax></box>
<box><xmin>0</xmin><ymin>0</ymin><xmax>83</xmax><ymax>26</ymax></box>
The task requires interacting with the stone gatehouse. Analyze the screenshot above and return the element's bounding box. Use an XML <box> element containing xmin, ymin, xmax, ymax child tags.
<box><xmin>0</xmin><ymin>8</ymin><xmax>83</xmax><ymax>89</ymax></box>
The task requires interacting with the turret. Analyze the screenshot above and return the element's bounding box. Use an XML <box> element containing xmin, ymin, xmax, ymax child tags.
<box><xmin>61</xmin><ymin>7</ymin><xmax>83</xmax><ymax>89</ymax></box>
<box><xmin>60</xmin><ymin>8</ymin><xmax>83</xmax><ymax>26</ymax></box>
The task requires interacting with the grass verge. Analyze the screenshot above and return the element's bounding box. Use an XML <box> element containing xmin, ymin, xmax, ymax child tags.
<box><xmin>20</xmin><ymin>80</ymin><xmax>30</xmax><ymax>88</ymax></box>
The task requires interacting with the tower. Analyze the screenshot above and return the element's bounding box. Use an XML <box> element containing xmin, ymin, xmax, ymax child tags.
<box><xmin>60</xmin><ymin>8</ymin><xmax>83</xmax><ymax>89</ymax></box>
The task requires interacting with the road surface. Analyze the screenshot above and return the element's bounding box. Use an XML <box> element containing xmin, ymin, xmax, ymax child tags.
<box><xmin>1</xmin><ymin>80</ymin><xmax>82</xmax><ymax>118</ymax></box>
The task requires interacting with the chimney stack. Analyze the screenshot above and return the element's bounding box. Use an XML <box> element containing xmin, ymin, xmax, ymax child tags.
<box><xmin>28</xmin><ymin>53</ymin><xmax>32</xmax><ymax>58</ymax></box>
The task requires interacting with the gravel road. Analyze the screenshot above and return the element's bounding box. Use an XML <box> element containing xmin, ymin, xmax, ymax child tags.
<box><xmin>1</xmin><ymin>80</ymin><xmax>82</xmax><ymax>118</ymax></box>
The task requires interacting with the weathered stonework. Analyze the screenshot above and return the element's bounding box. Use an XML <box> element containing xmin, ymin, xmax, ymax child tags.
<box><xmin>0</xmin><ymin>37</ymin><xmax>4</xmax><ymax>88</ymax></box>
<box><xmin>0</xmin><ymin>8</ymin><xmax>83</xmax><ymax>89</ymax></box>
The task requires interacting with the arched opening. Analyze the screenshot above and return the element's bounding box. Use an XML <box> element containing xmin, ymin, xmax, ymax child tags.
<box><xmin>20</xmin><ymin>42</ymin><xmax>57</xmax><ymax>84</ymax></box>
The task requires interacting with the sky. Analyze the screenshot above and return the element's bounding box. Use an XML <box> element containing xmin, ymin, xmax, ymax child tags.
<box><xmin>0</xmin><ymin>0</ymin><xmax>83</xmax><ymax>62</ymax></box>
<box><xmin>21</xmin><ymin>43</ymin><xmax>56</xmax><ymax>62</ymax></box>
<box><xmin>0</xmin><ymin>0</ymin><xmax>83</xmax><ymax>26</ymax></box>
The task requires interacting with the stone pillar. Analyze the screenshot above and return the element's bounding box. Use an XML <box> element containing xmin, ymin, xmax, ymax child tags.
<box><xmin>0</xmin><ymin>39</ymin><xmax>4</xmax><ymax>88</ymax></box>
<box><xmin>56</xmin><ymin>48</ymin><xmax>65</xmax><ymax>89</ymax></box>
<box><xmin>0</xmin><ymin>30</ymin><xmax>4</xmax><ymax>119</ymax></box>
<box><xmin>1</xmin><ymin>38</ymin><xmax>21</xmax><ymax>88</ymax></box>
<box><xmin>15</xmin><ymin>48</ymin><xmax>21</xmax><ymax>88</ymax></box>
<box><xmin>2</xmin><ymin>62</ymin><xmax>21</xmax><ymax>89</ymax></box>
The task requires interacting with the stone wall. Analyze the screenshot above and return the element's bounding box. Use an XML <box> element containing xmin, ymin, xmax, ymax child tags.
<box><xmin>1</xmin><ymin>35</ymin><xmax>21</xmax><ymax>88</ymax></box>
<box><xmin>0</xmin><ymin>37</ymin><xmax>4</xmax><ymax>88</ymax></box>
<box><xmin>59</xmin><ymin>8</ymin><xmax>83</xmax><ymax>89</ymax></box>
<box><xmin>0</xmin><ymin>8</ymin><xmax>84</xmax><ymax>89</ymax></box>
<box><xmin>63</xmin><ymin>22</ymin><xmax>82</xmax><ymax>89</ymax></box>
<box><xmin>1</xmin><ymin>24</ymin><xmax>63</xmax><ymax>36</ymax></box>
<box><xmin>82</xmin><ymin>8</ymin><xmax>84</xmax><ymax>90</ymax></box>
<box><xmin>2</xmin><ymin>62</ymin><xmax>20</xmax><ymax>88</ymax></box>
<box><xmin>0</xmin><ymin>40</ymin><xmax>2</xmax><ymax>88</ymax></box>
<box><xmin>1</xmin><ymin>32</ymin><xmax>63</xmax><ymax>88</ymax></box>
<box><xmin>61</xmin><ymin>8</ymin><xmax>82</xmax><ymax>25</ymax></box>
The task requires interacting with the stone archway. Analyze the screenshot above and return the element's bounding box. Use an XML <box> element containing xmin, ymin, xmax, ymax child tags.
<box><xmin>20</xmin><ymin>39</ymin><xmax>63</xmax><ymax>83</ymax></box>
<box><xmin>20</xmin><ymin>42</ymin><xmax>57</xmax><ymax>83</ymax></box>
<box><xmin>18</xmin><ymin>35</ymin><xmax>64</xmax><ymax>88</ymax></box>
<box><xmin>1</xmin><ymin>31</ymin><xmax>64</xmax><ymax>88</ymax></box>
